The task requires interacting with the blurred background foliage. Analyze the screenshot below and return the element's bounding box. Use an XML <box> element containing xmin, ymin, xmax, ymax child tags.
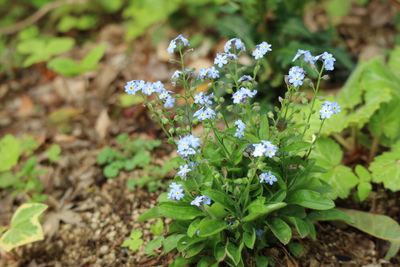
<box><xmin>0</xmin><ymin>0</ymin><xmax>397</xmax><ymax>95</ymax></box>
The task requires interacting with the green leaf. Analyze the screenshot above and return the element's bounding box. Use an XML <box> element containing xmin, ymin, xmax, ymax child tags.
<box><xmin>16</xmin><ymin>38</ymin><xmax>45</xmax><ymax>55</ymax></box>
<box><xmin>47</xmin><ymin>57</ymin><xmax>82</xmax><ymax>77</ymax></box>
<box><xmin>45</xmin><ymin>37</ymin><xmax>75</xmax><ymax>57</ymax></box>
<box><xmin>385</xmin><ymin>241</ymin><xmax>400</xmax><ymax>260</ymax></box>
<box><xmin>282</xmin><ymin>216</ymin><xmax>309</xmax><ymax>238</ymax></box>
<box><xmin>159</xmin><ymin>202</ymin><xmax>204</xmax><ymax>220</ymax></box>
<box><xmin>226</xmin><ymin>242</ymin><xmax>242</xmax><ymax>266</ymax></box>
<box><xmin>81</xmin><ymin>44</ymin><xmax>106</xmax><ymax>70</ymax></box>
<box><xmin>310</xmin><ymin>137</ymin><xmax>342</xmax><ymax>167</ymax></box>
<box><xmin>258</xmin><ymin>114</ymin><xmax>270</xmax><ymax>140</ymax></box>
<box><xmin>198</xmin><ymin>256</ymin><xmax>218</xmax><ymax>267</ymax></box>
<box><xmin>355</xmin><ymin>165</ymin><xmax>373</xmax><ymax>201</ymax></box>
<box><xmin>214</xmin><ymin>242</ymin><xmax>226</xmax><ymax>262</ymax></box>
<box><xmin>336</xmin><ymin>60</ymin><xmax>366</xmax><ymax>109</ymax></box>
<box><xmin>46</xmin><ymin>144</ymin><xmax>61</xmax><ymax>162</ymax></box>
<box><xmin>0</xmin><ymin>203</ymin><xmax>48</xmax><ymax>252</ymax></box>
<box><xmin>187</xmin><ymin>218</ymin><xmax>202</xmax><ymax>237</ymax></box>
<box><xmin>255</xmin><ymin>254</ymin><xmax>270</xmax><ymax>267</ymax></box>
<box><xmin>388</xmin><ymin>46</ymin><xmax>400</xmax><ymax>73</ymax></box>
<box><xmin>267</xmin><ymin>218</ymin><xmax>292</xmax><ymax>244</ymax></box>
<box><xmin>308</xmin><ymin>209</ymin><xmax>353</xmax><ymax>223</ymax></box>
<box><xmin>243</xmin><ymin>229</ymin><xmax>256</xmax><ymax>249</ymax></box>
<box><xmin>150</xmin><ymin>218</ymin><xmax>164</xmax><ymax>236</ymax></box>
<box><xmin>287</xmin><ymin>242</ymin><xmax>304</xmax><ymax>257</ymax></box>
<box><xmin>370</xmin><ymin>100</ymin><xmax>400</xmax><ymax>141</ymax></box>
<box><xmin>57</xmin><ymin>15</ymin><xmax>78</xmax><ymax>32</ymax></box>
<box><xmin>138</xmin><ymin>206</ymin><xmax>162</xmax><ymax>222</ymax></box>
<box><xmin>103</xmin><ymin>164</ymin><xmax>120</xmax><ymax>178</ymax></box>
<box><xmin>204</xmin><ymin>202</ymin><xmax>227</xmax><ymax>220</ymax></box>
<box><xmin>338</xmin><ymin>208</ymin><xmax>400</xmax><ymax>242</ymax></box>
<box><xmin>0</xmin><ymin>171</ymin><xmax>17</xmax><ymax>188</ymax></box>
<box><xmin>119</xmin><ymin>94</ymin><xmax>144</xmax><ymax>107</ymax></box>
<box><xmin>242</xmin><ymin>202</ymin><xmax>287</xmax><ymax>222</ymax></box>
<box><xmin>370</xmin><ymin>141</ymin><xmax>400</xmax><ymax>191</ymax></box>
<box><xmin>286</xmin><ymin>189</ymin><xmax>334</xmax><ymax>210</ymax></box>
<box><xmin>281</xmin><ymin>141</ymin><xmax>312</xmax><ymax>154</ymax></box>
<box><xmin>0</xmin><ymin>134</ymin><xmax>21</xmax><ymax>172</ymax></box>
<box><xmin>201</xmin><ymin>189</ymin><xmax>237</xmax><ymax>214</ymax></box>
<box><xmin>162</xmin><ymin>234</ymin><xmax>185</xmax><ymax>253</ymax></box>
<box><xmin>357</xmin><ymin>182</ymin><xmax>372</xmax><ymax>202</ymax></box>
<box><xmin>145</xmin><ymin>236</ymin><xmax>164</xmax><ymax>254</ymax></box>
<box><xmin>198</xmin><ymin>219</ymin><xmax>228</xmax><ymax>237</ymax></box>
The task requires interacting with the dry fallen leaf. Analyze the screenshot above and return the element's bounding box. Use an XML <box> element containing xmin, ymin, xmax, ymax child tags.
<box><xmin>18</xmin><ymin>93</ymin><xmax>35</xmax><ymax>117</ymax></box>
<box><xmin>95</xmin><ymin>108</ymin><xmax>111</xmax><ymax>139</ymax></box>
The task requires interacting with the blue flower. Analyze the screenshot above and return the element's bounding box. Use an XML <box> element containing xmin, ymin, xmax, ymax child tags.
<box><xmin>256</xmin><ymin>229</ymin><xmax>263</xmax><ymax>240</ymax></box>
<box><xmin>292</xmin><ymin>49</ymin><xmax>308</xmax><ymax>62</ymax></box>
<box><xmin>289</xmin><ymin>72</ymin><xmax>304</xmax><ymax>87</ymax></box>
<box><xmin>207</xmin><ymin>66</ymin><xmax>219</xmax><ymax>79</ymax></box>
<box><xmin>167</xmin><ymin>182</ymin><xmax>185</xmax><ymax>201</ymax></box>
<box><xmin>234</xmin><ymin>120</ymin><xmax>246</xmax><ymax>139</ymax></box>
<box><xmin>193</xmin><ymin>107</ymin><xmax>215</xmax><ymax>121</ymax></box>
<box><xmin>238</xmin><ymin>75</ymin><xmax>253</xmax><ymax>83</ymax></box>
<box><xmin>253</xmin><ymin>143</ymin><xmax>267</xmax><ymax>157</ymax></box>
<box><xmin>214</xmin><ymin>53</ymin><xmax>228</xmax><ymax>67</ymax></box>
<box><xmin>252</xmin><ymin>41</ymin><xmax>272</xmax><ymax>59</ymax></box>
<box><xmin>319</xmin><ymin>101</ymin><xmax>340</xmax><ymax>119</ymax></box>
<box><xmin>321</xmin><ymin>52</ymin><xmax>336</xmax><ymax>71</ymax></box>
<box><xmin>190</xmin><ymin>196</ymin><xmax>204</xmax><ymax>207</ymax></box>
<box><xmin>143</xmin><ymin>82</ymin><xmax>155</xmax><ymax>96</ymax></box>
<box><xmin>177</xmin><ymin>135</ymin><xmax>200</xmax><ymax>157</ymax></box>
<box><xmin>224</xmin><ymin>38</ymin><xmax>246</xmax><ymax>53</ymax></box>
<box><xmin>167</xmin><ymin>34</ymin><xmax>190</xmax><ymax>54</ymax></box>
<box><xmin>194</xmin><ymin>92</ymin><xmax>214</xmax><ymax>106</ymax></box>
<box><xmin>163</xmin><ymin>96</ymin><xmax>176</xmax><ymax>108</ymax></box>
<box><xmin>177</xmin><ymin>164</ymin><xmax>191</xmax><ymax>179</ymax></box>
<box><xmin>158</xmin><ymin>89</ymin><xmax>172</xmax><ymax>100</ymax></box>
<box><xmin>304</xmin><ymin>51</ymin><xmax>317</xmax><ymax>65</ymax></box>
<box><xmin>232</xmin><ymin>88</ymin><xmax>257</xmax><ymax>104</ymax></box>
<box><xmin>252</xmin><ymin>141</ymin><xmax>277</xmax><ymax>158</ymax></box>
<box><xmin>202</xmin><ymin>196</ymin><xmax>211</xmax><ymax>205</ymax></box>
<box><xmin>259</xmin><ymin>171</ymin><xmax>278</xmax><ymax>185</ymax></box>
<box><xmin>125</xmin><ymin>80</ymin><xmax>145</xmax><ymax>95</ymax></box>
<box><xmin>198</xmin><ymin>68</ymin><xmax>210</xmax><ymax>80</ymax></box>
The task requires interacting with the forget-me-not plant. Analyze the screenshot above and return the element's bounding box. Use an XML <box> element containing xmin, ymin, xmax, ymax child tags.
<box><xmin>130</xmin><ymin>35</ymin><xmax>341</xmax><ymax>267</ymax></box>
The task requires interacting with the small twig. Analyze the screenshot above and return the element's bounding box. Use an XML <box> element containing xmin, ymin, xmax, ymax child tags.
<box><xmin>0</xmin><ymin>0</ymin><xmax>88</xmax><ymax>35</ymax></box>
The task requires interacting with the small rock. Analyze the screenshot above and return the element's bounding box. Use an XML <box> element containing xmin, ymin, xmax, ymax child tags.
<box><xmin>100</xmin><ymin>245</ymin><xmax>109</xmax><ymax>254</ymax></box>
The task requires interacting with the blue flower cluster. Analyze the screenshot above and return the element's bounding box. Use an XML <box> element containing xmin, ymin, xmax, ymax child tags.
<box><xmin>167</xmin><ymin>182</ymin><xmax>184</xmax><ymax>201</ymax></box>
<box><xmin>167</xmin><ymin>34</ymin><xmax>190</xmax><ymax>54</ymax></box>
<box><xmin>198</xmin><ymin>66</ymin><xmax>220</xmax><ymax>80</ymax></box>
<box><xmin>319</xmin><ymin>101</ymin><xmax>341</xmax><ymax>119</ymax></box>
<box><xmin>190</xmin><ymin>195</ymin><xmax>211</xmax><ymax>207</ymax></box>
<box><xmin>292</xmin><ymin>49</ymin><xmax>336</xmax><ymax>71</ymax></box>
<box><xmin>259</xmin><ymin>171</ymin><xmax>278</xmax><ymax>185</ymax></box>
<box><xmin>252</xmin><ymin>41</ymin><xmax>272</xmax><ymax>60</ymax></box>
<box><xmin>224</xmin><ymin>38</ymin><xmax>246</xmax><ymax>53</ymax></box>
<box><xmin>253</xmin><ymin>140</ymin><xmax>277</xmax><ymax>158</ymax></box>
<box><xmin>193</xmin><ymin>92</ymin><xmax>216</xmax><ymax>121</ymax></box>
<box><xmin>232</xmin><ymin>87</ymin><xmax>257</xmax><ymax>104</ymax></box>
<box><xmin>124</xmin><ymin>80</ymin><xmax>176</xmax><ymax>108</ymax></box>
<box><xmin>288</xmin><ymin>66</ymin><xmax>306</xmax><ymax>87</ymax></box>
<box><xmin>234</xmin><ymin>120</ymin><xmax>246</xmax><ymax>139</ymax></box>
<box><xmin>177</xmin><ymin>135</ymin><xmax>201</xmax><ymax>157</ymax></box>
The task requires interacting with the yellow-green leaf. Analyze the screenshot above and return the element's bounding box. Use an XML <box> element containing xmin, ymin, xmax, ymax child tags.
<box><xmin>0</xmin><ymin>203</ymin><xmax>48</xmax><ymax>252</ymax></box>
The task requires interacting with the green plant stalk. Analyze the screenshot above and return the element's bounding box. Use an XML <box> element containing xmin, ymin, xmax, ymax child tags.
<box><xmin>369</xmin><ymin>134</ymin><xmax>380</xmax><ymax>163</ymax></box>
<box><xmin>301</xmin><ymin>64</ymin><xmax>325</xmax><ymax>140</ymax></box>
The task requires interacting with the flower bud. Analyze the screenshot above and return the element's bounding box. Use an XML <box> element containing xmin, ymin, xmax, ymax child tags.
<box><xmin>156</xmin><ymin>109</ymin><xmax>163</xmax><ymax>115</ymax></box>
<box><xmin>168</xmin><ymin>128</ymin><xmax>175</xmax><ymax>134</ymax></box>
<box><xmin>252</xmin><ymin>105</ymin><xmax>260</xmax><ymax>111</ymax></box>
<box><xmin>161</xmin><ymin>117</ymin><xmax>169</xmax><ymax>124</ymax></box>
<box><xmin>322</xmin><ymin>75</ymin><xmax>330</xmax><ymax>80</ymax></box>
<box><xmin>217</xmin><ymin>112</ymin><xmax>224</xmax><ymax>119</ymax></box>
<box><xmin>268</xmin><ymin>111</ymin><xmax>274</xmax><ymax>118</ymax></box>
<box><xmin>227</xmin><ymin>105</ymin><xmax>233</xmax><ymax>112</ymax></box>
<box><xmin>301</xmin><ymin>97</ymin><xmax>308</xmax><ymax>105</ymax></box>
<box><xmin>219</xmin><ymin>97</ymin><xmax>225</xmax><ymax>103</ymax></box>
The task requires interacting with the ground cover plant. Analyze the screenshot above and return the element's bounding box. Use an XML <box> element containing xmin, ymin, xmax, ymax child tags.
<box><xmin>125</xmin><ymin>35</ymin><xmax>355</xmax><ymax>266</ymax></box>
